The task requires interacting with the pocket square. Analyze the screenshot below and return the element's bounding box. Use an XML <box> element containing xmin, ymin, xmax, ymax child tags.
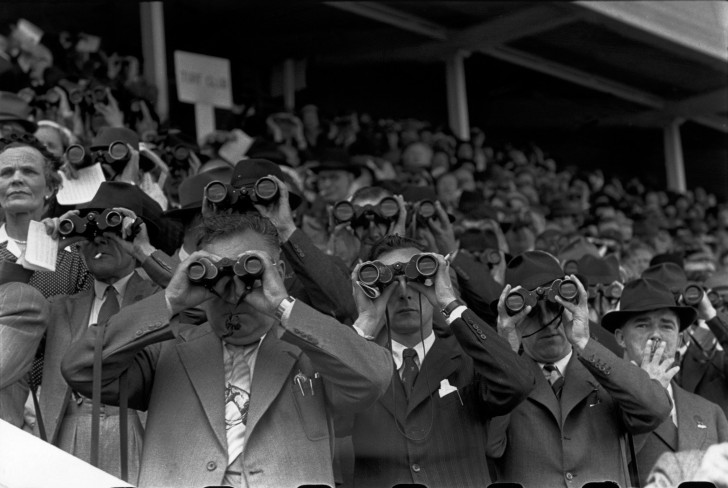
<box><xmin>438</xmin><ymin>379</ymin><xmax>458</xmax><ymax>398</ymax></box>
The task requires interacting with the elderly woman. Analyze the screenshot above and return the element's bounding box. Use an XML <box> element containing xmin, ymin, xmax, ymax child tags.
<box><xmin>0</xmin><ymin>133</ymin><xmax>91</xmax><ymax>297</ymax></box>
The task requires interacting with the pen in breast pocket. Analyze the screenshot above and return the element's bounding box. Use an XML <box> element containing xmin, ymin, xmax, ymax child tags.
<box><xmin>294</xmin><ymin>371</ymin><xmax>307</xmax><ymax>396</ymax></box>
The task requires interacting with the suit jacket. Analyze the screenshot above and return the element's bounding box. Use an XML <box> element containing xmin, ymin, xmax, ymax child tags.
<box><xmin>644</xmin><ymin>449</ymin><xmax>706</xmax><ymax>488</ymax></box>
<box><xmin>141</xmin><ymin>229</ymin><xmax>357</xmax><ymax>324</ymax></box>
<box><xmin>487</xmin><ymin>340</ymin><xmax>672</xmax><ymax>488</ymax></box>
<box><xmin>40</xmin><ymin>271</ymin><xmax>160</xmax><ymax>443</ymax></box>
<box><xmin>634</xmin><ymin>382</ymin><xmax>728</xmax><ymax>486</ymax></box>
<box><xmin>61</xmin><ymin>292</ymin><xmax>392</xmax><ymax>488</ymax></box>
<box><xmin>344</xmin><ymin>309</ymin><xmax>535</xmax><ymax>488</ymax></box>
<box><xmin>0</xmin><ymin>283</ymin><xmax>49</xmax><ymax>427</ymax></box>
<box><xmin>677</xmin><ymin>312</ymin><xmax>728</xmax><ymax>419</ymax></box>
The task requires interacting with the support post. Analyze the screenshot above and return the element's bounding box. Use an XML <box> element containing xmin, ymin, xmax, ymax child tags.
<box><xmin>446</xmin><ymin>51</ymin><xmax>470</xmax><ymax>140</ymax></box>
<box><xmin>140</xmin><ymin>2</ymin><xmax>169</xmax><ymax>121</ymax></box>
<box><xmin>283</xmin><ymin>58</ymin><xmax>296</xmax><ymax>112</ymax></box>
<box><xmin>663</xmin><ymin>119</ymin><xmax>687</xmax><ymax>192</ymax></box>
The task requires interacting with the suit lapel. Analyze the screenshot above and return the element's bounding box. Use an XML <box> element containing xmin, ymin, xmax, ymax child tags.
<box><xmin>45</xmin><ymin>290</ymin><xmax>94</xmax><ymax>442</ymax></box>
<box><xmin>560</xmin><ymin>353</ymin><xmax>598</xmax><ymax>422</ymax></box>
<box><xmin>244</xmin><ymin>332</ymin><xmax>300</xmax><ymax>443</ymax></box>
<box><xmin>406</xmin><ymin>337</ymin><xmax>460</xmax><ymax>417</ymax></box>
<box><xmin>679</xmin><ymin>347</ymin><xmax>707</xmax><ymax>393</ymax></box>
<box><xmin>526</xmin><ymin>358</ymin><xmax>561</xmax><ymax>425</ymax></box>
<box><xmin>674</xmin><ymin>383</ymin><xmax>708</xmax><ymax>451</ymax></box>
<box><xmin>378</xmin><ymin>369</ymin><xmax>408</xmax><ymax>424</ymax></box>
<box><xmin>176</xmin><ymin>327</ymin><xmax>227</xmax><ymax>450</ymax></box>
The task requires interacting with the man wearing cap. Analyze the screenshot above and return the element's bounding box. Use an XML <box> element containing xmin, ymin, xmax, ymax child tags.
<box><xmin>32</xmin><ymin>182</ymin><xmax>163</xmax><ymax>480</ymax></box>
<box><xmin>603</xmin><ymin>278</ymin><xmax>728</xmax><ymax>486</ymax></box>
<box><xmin>0</xmin><ymin>91</ymin><xmax>37</xmax><ymax>136</ymax></box>
<box><xmin>642</xmin><ymin>264</ymin><xmax>728</xmax><ymax>419</ymax></box>
<box><xmin>487</xmin><ymin>251</ymin><xmax>671</xmax><ymax>488</ymax></box>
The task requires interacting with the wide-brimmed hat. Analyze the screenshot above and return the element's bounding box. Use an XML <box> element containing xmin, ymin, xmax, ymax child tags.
<box><xmin>0</xmin><ymin>91</ymin><xmax>37</xmax><ymax>133</ymax></box>
<box><xmin>163</xmin><ymin>172</ymin><xmax>216</xmax><ymax>220</ymax></box>
<box><xmin>91</xmin><ymin>127</ymin><xmax>139</xmax><ymax>150</ymax></box>
<box><xmin>641</xmin><ymin>263</ymin><xmax>687</xmax><ymax>294</ymax></box>
<box><xmin>230</xmin><ymin>158</ymin><xmax>302</xmax><ymax>209</ymax></box>
<box><xmin>571</xmin><ymin>254</ymin><xmax>620</xmax><ymax>285</ymax></box>
<box><xmin>79</xmin><ymin>181</ymin><xmax>178</xmax><ymax>253</ymax></box>
<box><xmin>505</xmin><ymin>250</ymin><xmax>566</xmax><ymax>290</ymax></box>
<box><xmin>558</xmin><ymin>236</ymin><xmax>600</xmax><ymax>264</ymax></box>
<box><xmin>308</xmin><ymin>147</ymin><xmax>360</xmax><ymax>176</ymax></box>
<box><xmin>601</xmin><ymin>278</ymin><xmax>697</xmax><ymax>332</ymax></box>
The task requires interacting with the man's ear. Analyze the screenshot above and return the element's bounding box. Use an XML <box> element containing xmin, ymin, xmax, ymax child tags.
<box><xmin>614</xmin><ymin>328</ymin><xmax>626</xmax><ymax>349</ymax></box>
<box><xmin>276</xmin><ymin>259</ymin><xmax>286</xmax><ymax>280</ymax></box>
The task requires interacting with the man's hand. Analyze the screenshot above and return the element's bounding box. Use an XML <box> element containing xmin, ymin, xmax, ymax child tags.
<box><xmin>638</xmin><ymin>339</ymin><xmax>680</xmax><ymax>389</ymax></box>
<box><xmin>695</xmin><ymin>442</ymin><xmax>728</xmax><ymax>488</ymax></box>
<box><xmin>108</xmin><ymin>207</ymin><xmax>155</xmax><ymax>261</ymax></box>
<box><xmin>351</xmin><ymin>263</ymin><xmax>398</xmax><ymax>339</ymax></box>
<box><xmin>556</xmin><ymin>274</ymin><xmax>590</xmax><ymax>352</ymax></box>
<box><xmin>118</xmin><ymin>145</ymin><xmax>140</xmax><ymax>184</ymax></box>
<box><xmin>241</xmin><ymin>250</ymin><xmax>289</xmax><ymax>316</ymax></box>
<box><xmin>253</xmin><ymin>175</ymin><xmax>296</xmax><ymax>243</ymax></box>
<box><xmin>165</xmin><ymin>250</ymin><xmax>223</xmax><ymax>315</ymax></box>
<box><xmin>426</xmin><ymin>201</ymin><xmax>457</xmax><ymax>255</ymax></box>
<box><xmin>95</xmin><ymin>88</ymin><xmax>124</xmax><ymax>128</ymax></box>
<box><xmin>490</xmin><ymin>251</ymin><xmax>507</xmax><ymax>285</ymax></box>
<box><xmin>409</xmin><ymin>253</ymin><xmax>458</xmax><ymax>310</ymax></box>
<box><xmin>389</xmin><ymin>194</ymin><xmax>407</xmax><ymax>236</ymax></box>
<box><xmin>41</xmin><ymin>211</ymin><xmax>87</xmax><ymax>250</ymax></box>
<box><xmin>496</xmin><ymin>284</ymin><xmax>530</xmax><ymax>353</ymax></box>
<box><xmin>697</xmin><ymin>290</ymin><xmax>718</xmax><ymax>322</ymax></box>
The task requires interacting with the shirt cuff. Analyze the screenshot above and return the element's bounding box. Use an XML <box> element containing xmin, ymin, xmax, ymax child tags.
<box><xmin>278</xmin><ymin>296</ymin><xmax>296</xmax><ymax>325</ymax></box>
<box><xmin>445</xmin><ymin>305</ymin><xmax>468</xmax><ymax>325</ymax></box>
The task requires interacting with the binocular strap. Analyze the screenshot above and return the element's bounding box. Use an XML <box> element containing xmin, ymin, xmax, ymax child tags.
<box><xmin>520</xmin><ymin>306</ymin><xmax>564</xmax><ymax>339</ymax></box>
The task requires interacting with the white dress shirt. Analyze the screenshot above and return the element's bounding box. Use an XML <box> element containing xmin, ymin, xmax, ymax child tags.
<box><xmin>87</xmin><ymin>272</ymin><xmax>134</xmax><ymax>327</ymax></box>
<box><xmin>391</xmin><ymin>331</ymin><xmax>436</xmax><ymax>379</ymax></box>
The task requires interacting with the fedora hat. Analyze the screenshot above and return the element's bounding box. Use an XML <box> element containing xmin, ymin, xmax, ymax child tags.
<box><xmin>0</xmin><ymin>91</ymin><xmax>37</xmax><ymax>133</ymax></box>
<box><xmin>309</xmin><ymin>147</ymin><xmax>360</xmax><ymax>176</ymax></box>
<box><xmin>505</xmin><ymin>250</ymin><xmax>566</xmax><ymax>290</ymax></box>
<box><xmin>641</xmin><ymin>263</ymin><xmax>687</xmax><ymax>294</ymax></box>
<box><xmin>91</xmin><ymin>127</ymin><xmax>139</xmax><ymax>150</ymax></box>
<box><xmin>558</xmin><ymin>236</ymin><xmax>600</xmax><ymax>264</ymax></box>
<box><xmin>163</xmin><ymin>172</ymin><xmax>216</xmax><ymax>220</ymax></box>
<box><xmin>230</xmin><ymin>158</ymin><xmax>302</xmax><ymax>210</ymax></box>
<box><xmin>79</xmin><ymin>181</ymin><xmax>180</xmax><ymax>254</ymax></box>
<box><xmin>601</xmin><ymin>278</ymin><xmax>697</xmax><ymax>333</ymax></box>
<box><xmin>571</xmin><ymin>254</ymin><xmax>620</xmax><ymax>285</ymax></box>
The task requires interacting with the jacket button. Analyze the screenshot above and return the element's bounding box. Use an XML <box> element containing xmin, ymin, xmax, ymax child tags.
<box><xmin>479</xmin><ymin>333</ymin><xmax>487</xmax><ymax>340</ymax></box>
<box><xmin>566</xmin><ymin>472</ymin><xmax>574</xmax><ymax>480</ymax></box>
<box><xmin>206</xmin><ymin>461</ymin><xmax>217</xmax><ymax>471</ymax></box>
<box><xmin>411</xmin><ymin>463</ymin><xmax>421</xmax><ymax>473</ymax></box>
<box><xmin>135</xmin><ymin>330</ymin><xmax>143</xmax><ymax>337</ymax></box>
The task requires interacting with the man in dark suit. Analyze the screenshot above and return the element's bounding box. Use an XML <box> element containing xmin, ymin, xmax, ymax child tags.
<box><xmin>487</xmin><ymin>251</ymin><xmax>672</xmax><ymax>488</ymax></box>
<box><xmin>62</xmin><ymin>212</ymin><xmax>392</xmax><ymax>488</ymax></box>
<box><xmin>604</xmin><ymin>278</ymin><xmax>728</xmax><ymax>486</ymax></box>
<box><xmin>339</xmin><ymin>235</ymin><xmax>534</xmax><ymax>488</ymax></box>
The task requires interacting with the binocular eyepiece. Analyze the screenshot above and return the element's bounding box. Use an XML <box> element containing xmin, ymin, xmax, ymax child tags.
<box><xmin>681</xmin><ymin>284</ymin><xmax>723</xmax><ymax>308</ymax></box>
<box><xmin>204</xmin><ymin>178</ymin><xmax>279</xmax><ymax>210</ymax></box>
<box><xmin>65</xmin><ymin>141</ymin><xmax>131</xmax><ymax>169</ymax></box>
<box><xmin>358</xmin><ymin>254</ymin><xmax>438</xmax><ymax>293</ymax></box>
<box><xmin>333</xmin><ymin>197</ymin><xmax>399</xmax><ymax>225</ymax></box>
<box><xmin>505</xmin><ymin>278</ymin><xmax>579</xmax><ymax>316</ymax></box>
<box><xmin>587</xmin><ymin>282</ymin><xmax>622</xmax><ymax>300</ymax></box>
<box><xmin>187</xmin><ymin>255</ymin><xmax>264</xmax><ymax>288</ymax></box>
<box><xmin>58</xmin><ymin>209</ymin><xmax>129</xmax><ymax>240</ymax></box>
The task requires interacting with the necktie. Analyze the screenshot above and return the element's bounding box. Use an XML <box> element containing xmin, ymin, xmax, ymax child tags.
<box><xmin>224</xmin><ymin>343</ymin><xmax>252</xmax><ymax>466</ymax></box>
<box><xmin>401</xmin><ymin>348</ymin><xmax>419</xmax><ymax>400</ymax></box>
<box><xmin>543</xmin><ymin>363</ymin><xmax>564</xmax><ymax>399</ymax></box>
<box><xmin>97</xmin><ymin>285</ymin><xmax>120</xmax><ymax>326</ymax></box>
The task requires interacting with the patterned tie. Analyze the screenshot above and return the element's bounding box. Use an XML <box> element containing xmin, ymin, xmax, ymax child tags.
<box><xmin>543</xmin><ymin>363</ymin><xmax>564</xmax><ymax>399</ymax></box>
<box><xmin>97</xmin><ymin>285</ymin><xmax>120</xmax><ymax>326</ymax></box>
<box><xmin>401</xmin><ymin>348</ymin><xmax>419</xmax><ymax>400</ymax></box>
<box><xmin>224</xmin><ymin>343</ymin><xmax>252</xmax><ymax>466</ymax></box>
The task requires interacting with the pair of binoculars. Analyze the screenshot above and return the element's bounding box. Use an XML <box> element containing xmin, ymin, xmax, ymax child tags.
<box><xmin>59</xmin><ymin>209</ymin><xmax>129</xmax><ymax>240</ymax></box>
<box><xmin>187</xmin><ymin>255</ymin><xmax>264</xmax><ymax>287</ymax></box>
<box><xmin>681</xmin><ymin>285</ymin><xmax>723</xmax><ymax>308</ymax></box>
<box><xmin>333</xmin><ymin>197</ymin><xmax>399</xmax><ymax>225</ymax></box>
<box><xmin>65</xmin><ymin>141</ymin><xmax>131</xmax><ymax>169</ymax></box>
<box><xmin>204</xmin><ymin>178</ymin><xmax>279</xmax><ymax>209</ymax></box>
<box><xmin>505</xmin><ymin>278</ymin><xmax>578</xmax><ymax>315</ymax></box>
<box><xmin>357</xmin><ymin>254</ymin><xmax>438</xmax><ymax>292</ymax></box>
<box><xmin>475</xmin><ymin>249</ymin><xmax>501</xmax><ymax>266</ymax></box>
<box><xmin>68</xmin><ymin>86</ymin><xmax>108</xmax><ymax>106</ymax></box>
<box><xmin>588</xmin><ymin>282</ymin><xmax>622</xmax><ymax>300</ymax></box>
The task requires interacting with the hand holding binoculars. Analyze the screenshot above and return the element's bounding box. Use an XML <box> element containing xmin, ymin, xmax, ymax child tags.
<box><xmin>680</xmin><ymin>284</ymin><xmax>723</xmax><ymax>308</ymax></box>
<box><xmin>357</xmin><ymin>254</ymin><xmax>439</xmax><ymax>295</ymax></box>
<box><xmin>505</xmin><ymin>278</ymin><xmax>579</xmax><ymax>316</ymax></box>
<box><xmin>204</xmin><ymin>178</ymin><xmax>279</xmax><ymax>210</ymax></box>
<box><xmin>59</xmin><ymin>209</ymin><xmax>137</xmax><ymax>240</ymax></box>
<box><xmin>187</xmin><ymin>255</ymin><xmax>264</xmax><ymax>290</ymax></box>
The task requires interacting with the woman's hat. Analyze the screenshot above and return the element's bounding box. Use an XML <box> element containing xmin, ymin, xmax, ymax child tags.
<box><xmin>601</xmin><ymin>278</ymin><xmax>697</xmax><ymax>332</ymax></box>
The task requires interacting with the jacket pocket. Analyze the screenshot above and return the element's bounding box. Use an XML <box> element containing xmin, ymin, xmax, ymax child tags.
<box><xmin>291</xmin><ymin>375</ymin><xmax>329</xmax><ymax>441</ymax></box>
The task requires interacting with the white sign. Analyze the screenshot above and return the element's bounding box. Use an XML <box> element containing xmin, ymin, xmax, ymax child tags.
<box><xmin>174</xmin><ymin>51</ymin><xmax>232</xmax><ymax>108</ymax></box>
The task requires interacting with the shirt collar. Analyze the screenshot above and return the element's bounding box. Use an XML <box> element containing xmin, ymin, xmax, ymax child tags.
<box><xmin>0</xmin><ymin>224</ymin><xmax>21</xmax><ymax>257</ymax></box>
<box><xmin>391</xmin><ymin>331</ymin><xmax>436</xmax><ymax>370</ymax></box>
<box><xmin>538</xmin><ymin>348</ymin><xmax>573</xmax><ymax>378</ymax></box>
<box><xmin>93</xmin><ymin>271</ymin><xmax>135</xmax><ymax>301</ymax></box>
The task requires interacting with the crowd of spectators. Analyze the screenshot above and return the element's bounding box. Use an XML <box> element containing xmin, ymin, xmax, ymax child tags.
<box><xmin>2</xmin><ymin>18</ymin><xmax>728</xmax><ymax>488</ymax></box>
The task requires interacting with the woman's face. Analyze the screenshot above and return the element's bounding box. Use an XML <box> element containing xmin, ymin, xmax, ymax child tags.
<box><xmin>0</xmin><ymin>146</ymin><xmax>50</xmax><ymax>215</ymax></box>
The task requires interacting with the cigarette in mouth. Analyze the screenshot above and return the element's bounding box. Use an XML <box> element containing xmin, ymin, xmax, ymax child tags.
<box><xmin>94</xmin><ymin>253</ymin><xmax>102</xmax><ymax>259</ymax></box>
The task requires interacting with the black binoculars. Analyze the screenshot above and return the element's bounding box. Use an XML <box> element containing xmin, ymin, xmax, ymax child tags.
<box><xmin>65</xmin><ymin>141</ymin><xmax>131</xmax><ymax>169</ymax></box>
<box><xmin>68</xmin><ymin>85</ymin><xmax>108</xmax><ymax>106</ymax></box>
<box><xmin>505</xmin><ymin>278</ymin><xmax>579</xmax><ymax>315</ymax></box>
<box><xmin>205</xmin><ymin>178</ymin><xmax>279</xmax><ymax>209</ymax></box>
<box><xmin>358</xmin><ymin>254</ymin><xmax>438</xmax><ymax>293</ymax></box>
<box><xmin>332</xmin><ymin>197</ymin><xmax>399</xmax><ymax>225</ymax></box>
<box><xmin>414</xmin><ymin>200</ymin><xmax>436</xmax><ymax>220</ymax></box>
<box><xmin>478</xmin><ymin>249</ymin><xmax>501</xmax><ymax>266</ymax></box>
<box><xmin>588</xmin><ymin>282</ymin><xmax>622</xmax><ymax>300</ymax></box>
<box><xmin>681</xmin><ymin>284</ymin><xmax>723</xmax><ymax>308</ymax></box>
<box><xmin>59</xmin><ymin>209</ymin><xmax>128</xmax><ymax>240</ymax></box>
<box><xmin>187</xmin><ymin>255</ymin><xmax>264</xmax><ymax>287</ymax></box>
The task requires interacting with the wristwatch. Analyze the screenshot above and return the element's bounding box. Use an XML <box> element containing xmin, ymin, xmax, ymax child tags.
<box><xmin>275</xmin><ymin>296</ymin><xmax>296</xmax><ymax>322</ymax></box>
<box><xmin>441</xmin><ymin>299</ymin><xmax>466</xmax><ymax>318</ymax></box>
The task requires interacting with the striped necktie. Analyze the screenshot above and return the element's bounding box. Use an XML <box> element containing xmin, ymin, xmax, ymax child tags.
<box><xmin>543</xmin><ymin>363</ymin><xmax>564</xmax><ymax>399</ymax></box>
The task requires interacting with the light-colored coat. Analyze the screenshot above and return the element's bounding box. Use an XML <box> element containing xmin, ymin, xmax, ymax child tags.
<box><xmin>61</xmin><ymin>292</ymin><xmax>392</xmax><ymax>488</ymax></box>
